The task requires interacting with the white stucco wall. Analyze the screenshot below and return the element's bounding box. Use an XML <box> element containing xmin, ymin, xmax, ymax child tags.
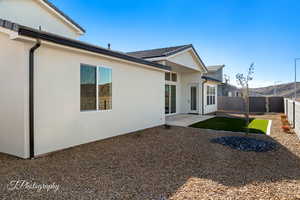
<box><xmin>0</xmin><ymin>32</ymin><xmax>29</xmax><ymax>158</ymax></box>
<box><xmin>33</xmin><ymin>44</ymin><xmax>165</xmax><ymax>156</ymax></box>
<box><xmin>180</xmin><ymin>72</ymin><xmax>203</xmax><ymax>114</ymax></box>
<box><xmin>203</xmin><ymin>82</ymin><xmax>218</xmax><ymax>114</ymax></box>
<box><xmin>0</xmin><ymin>0</ymin><xmax>81</xmax><ymax>38</ymax></box>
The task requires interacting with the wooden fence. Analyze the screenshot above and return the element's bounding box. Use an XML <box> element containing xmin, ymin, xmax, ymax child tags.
<box><xmin>218</xmin><ymin>96</ymin><xmax>284</xmax><ymax>113</ymax></box>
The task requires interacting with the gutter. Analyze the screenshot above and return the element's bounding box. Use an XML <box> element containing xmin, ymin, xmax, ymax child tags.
<box><xmin>18</xmin><ymin>26</ymin><xmax>171</xmax><ymax>72</ymax></box>
<box><xmin>29</xmin><ymin>40</ymin><xmax>41</xmax><ymax>159</ymax></box>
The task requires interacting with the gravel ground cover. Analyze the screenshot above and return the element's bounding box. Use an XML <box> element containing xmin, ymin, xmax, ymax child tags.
<box><xmin>0</xmin><ymin>114</ymin><xmax>300</xmax><ymax>199</ymax></box>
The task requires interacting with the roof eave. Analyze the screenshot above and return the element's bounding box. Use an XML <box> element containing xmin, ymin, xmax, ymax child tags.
<box><xmin>39</xmin><ymin>0</ymin><xmax>86</xmax><ymax>34</ymax></box>
<box><xmin>17</xmin><ymin>26</ymin><xmax>171</xmax><ymax>72</ymax></box>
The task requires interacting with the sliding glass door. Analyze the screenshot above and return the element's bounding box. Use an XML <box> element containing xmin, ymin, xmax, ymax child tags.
<box><xmin>165</xmin><ymin>84</ymin><xmax>176</xmax><ymax>114</ymax></box>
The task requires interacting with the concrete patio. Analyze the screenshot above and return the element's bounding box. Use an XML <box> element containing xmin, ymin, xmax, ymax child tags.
<box><xmin>166</xmin><ymin>114</ymin><xmax>215</xmax><ymax>127</ymax></box>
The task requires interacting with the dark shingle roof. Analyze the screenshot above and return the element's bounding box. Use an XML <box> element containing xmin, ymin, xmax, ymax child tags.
<box><xmin>0</xmin><ymin>18</ymin><xmax>170</xmax><ymax>71</ymax></box>
<box><xmin>0</xmin><ymin>19</ymin><xmax>19</xmax><ymax>31</ymax></box>
<box><xmin>127</xmin><ymin>44</ymin><xmax>193</xmax><ymax>59</ymax></box>
<box><xmin>41</xmin><ymin>0</ymin><xmax>85</xmax><ymax>33</ymax></box>
<box><xmin>202</xmin><ymin>75</ymin><xmax>222</xmax><ymax>83</ymax></box>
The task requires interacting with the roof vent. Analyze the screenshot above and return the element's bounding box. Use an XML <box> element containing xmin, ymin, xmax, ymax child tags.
<box><xmin>107</xmin><ymin>43</ymin><xmax>111</xmax><ymax>50</ymax></box>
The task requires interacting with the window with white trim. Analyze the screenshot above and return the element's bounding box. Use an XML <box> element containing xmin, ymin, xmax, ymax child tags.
<box><xmin>80</xmin><ymin>64</ymin><xmax>112</xmax><ymax>111</ymax></box>
<box><xmin>165</xmin><ymin>72</ymin><xmax>177</xmax><ymax>82</ymax></box>
<box><xmin>206</xmin><ymin>86</ymin><xmax>216</xmax><ymax>105</ymax></box>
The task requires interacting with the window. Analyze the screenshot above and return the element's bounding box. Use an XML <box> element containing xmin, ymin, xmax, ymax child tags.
<box><xmin>165</xmin><ymin>72</ymin><xmax>171</xmax><ymax>81</ymax></box>
<box><xmin>165</xmin><ymin>72</ymin><xmax>177</xmax><ymax>82</ymax></box>
<box><xmin>80</xmin><ymin>65</ymin><xmax>97</xmax><ymax>111</ymax></box>
<box><xmin>206</xmin><ymin>86</ymin><xmax>216</xmax><ymax>105</ymax></box>
<box><xmin>80</xmin><ymin>64</ymin><xmax>112</xmax><ymax>111</ymax></box>
<box><xmin>165</xmin><ymin>84</ymin><xmax>176</xmax><ymax>114</ymax></box>
<box><xmin>171</xmin><ymin>73</ymin><xmax>177</xmax><ymax>82</ymax></box>
<box><xmin>98</xmin><ymin>67</ymin><xmax>112</xmax><ymax>110</ymax></box>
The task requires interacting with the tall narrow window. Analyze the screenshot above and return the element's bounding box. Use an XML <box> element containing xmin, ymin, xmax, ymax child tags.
<box><xmin>206</xmin><ymin>86</ymin><xmax>216</xmax><ymax>105</ymax></box>
<box><xmin>165</xmin><ymin>72</ymin><xmax>171</xmax><ymax>81</ymax></box>
<box><xmin>165</xmin><ymin>85</ymin><xmax>170</xmax><ymax>114</ymax></box>
<box><xmin>98</xmin><ymin>67</ymin><xmax>112</xmax><ymax>110</ymax></box>
<box><xmin>171</xmin><ymin>73</ymin><xmax>177</xmax><ymax>82</ymax></box>
<box><xmin>81</xmin><ymin>65</ymin><xmax>97</xmax><ymax>111</ymax></box>
<box><xmin>171</xmin><ymin>85</ymin><xmax>176</xmax><ymax>113</ymax></box>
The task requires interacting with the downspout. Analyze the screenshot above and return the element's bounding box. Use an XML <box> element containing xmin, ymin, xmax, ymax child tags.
<box><xmin>29</xmin><ymin>40</ymin><xmax>41</xmax><ymax>159</ymax></box>
<box><xmin>202</xmin><ymin>78</ymin><xmax>207</xmax><ymax>115</ymax></box>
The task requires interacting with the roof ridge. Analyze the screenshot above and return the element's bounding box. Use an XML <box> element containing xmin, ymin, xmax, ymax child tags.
<box><xmin>127</xmin><ymin>44</ymin><xmax>190</xmax><ymax>54</ymax></box>
<box><xmin>163</xmin><ymin>44</ymin><xmax>192</xmax><ymax>56</ymax></box>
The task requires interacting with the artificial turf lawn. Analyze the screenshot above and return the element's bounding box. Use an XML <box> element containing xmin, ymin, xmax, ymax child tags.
<box><xmin>190</xmin><ymin>117</ymin><xmax>269</xmax><ymax>134</ymax></box>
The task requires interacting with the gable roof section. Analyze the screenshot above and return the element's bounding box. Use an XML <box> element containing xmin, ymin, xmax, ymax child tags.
<box><xmin>0</xmin><ymin>19</ymin><xmax>170</xmax><ymax>72</ymax></box>
<box><xmin>127</xmin><ymin>44</ymin><xmax>192</xmax><ymax>59</ymax></box>
<box><xmin>207</xmin><ymin>65</ymin><xmax>225</xmax><ymax>72</ymax></box>
<box><xmin>38</xmin><ymin>0</ymin><xmax>85</xmax><ymax>34</ymax></box>
<box><xmin>127</xmin><ymin>44</ymin><xmax>208</xmax><ymax>72</ymax></box>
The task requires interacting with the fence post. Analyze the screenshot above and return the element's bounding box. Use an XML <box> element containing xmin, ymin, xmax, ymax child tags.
<box><xmin>293</xmin><ymin>101</ymin><xmax>296</xmax><ymax>128</ymax></box>
<box><xmin>266</xmin><ymin>97</ymin><xmax>269</xmax><ymax>113</ymax></box>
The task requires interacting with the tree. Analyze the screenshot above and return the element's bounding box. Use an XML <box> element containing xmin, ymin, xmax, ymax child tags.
<box><xmin>236</xmin><ymin>63</ymin><xmax>255</xmax><ymax>135</ymax></box>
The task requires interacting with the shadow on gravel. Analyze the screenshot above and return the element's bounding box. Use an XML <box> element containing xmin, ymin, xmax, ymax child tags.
<box><xmin>0</xmin><ymin>124</ymin><xmax>299</xmax><ymax>200</ymax></box>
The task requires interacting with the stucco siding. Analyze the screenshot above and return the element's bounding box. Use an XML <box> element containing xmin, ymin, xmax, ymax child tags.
<box><xmin>203</xmin><ymin>83</ymin><xmax>218</xmax><ymax>114</ymax></box>
<box><xmin>0</xmin><ymin>0</ymin><xmax>80</xmax><ymax>38</ymax></box>
<box><xmin>0</xmin><ymin>33</ymin><xmax>29</xmax><ymax>158</ymax></box>
<box><xmin>180</xmin><ymin>72</ymin><xmax>203</xmax><ymax>114</ymax></box>
<box><xmin>34</xmin><ymin>44</ymin><xmax>165</xmax><ymax>156</ymax></box>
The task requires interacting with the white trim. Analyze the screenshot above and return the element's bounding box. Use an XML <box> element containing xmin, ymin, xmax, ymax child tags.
<box><xmin>37</xmin><ymin>0</ymin><xmax>84</xmax><ymax>34</ymax></box>
<box><xmin>266</xmin><ymin>120</ymin><xmax>272</xmax><ymax>136</ymax></box>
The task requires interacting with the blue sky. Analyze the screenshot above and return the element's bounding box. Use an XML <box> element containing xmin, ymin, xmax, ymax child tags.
<box><xmin>51</xmin><ymin>0</ymin><xmax>300</xmax><ymax>88</ymax></box>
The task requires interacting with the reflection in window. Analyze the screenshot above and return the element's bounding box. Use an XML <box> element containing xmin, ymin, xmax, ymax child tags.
<box><xmin>80</xmin><ymin>65</ymin><xmax>97</xmax><ymax>111</ymax></box>
<box><xmin>80</xmin><ymin>64</ymin><xmax>112</xmax><ymax>111</ymax></box>
<box><xmin>98</xmin><ymin>67</ymin><xmax>112</xmax><ymax>110</ymax></box>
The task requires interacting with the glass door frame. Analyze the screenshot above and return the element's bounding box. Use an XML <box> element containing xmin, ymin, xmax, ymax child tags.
<box><xmin>189</xmin><ymin>84</ymin><xmax>199</xmax><ymax>114</ymax></box>
<box><xmin>165</xmin><ymin>83</ymin><xmax>177</xmax><ymax>115</ymax></box>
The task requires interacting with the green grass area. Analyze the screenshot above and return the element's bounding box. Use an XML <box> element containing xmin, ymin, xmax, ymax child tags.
<box><xmin>190</xmin><ymin>117</ymin><xmax>269</xmax><ymax>134</ymax></box>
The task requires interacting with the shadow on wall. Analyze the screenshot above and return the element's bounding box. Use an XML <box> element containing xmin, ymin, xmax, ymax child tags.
<box><xmin>0</xmin><ymin>125</ymin><xmax>299</xmax><ymax>199</ymax></box>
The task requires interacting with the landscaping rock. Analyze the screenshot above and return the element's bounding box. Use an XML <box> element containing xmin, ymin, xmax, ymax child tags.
<box><xmin>211</xmin><ymin>136</ymin><xmax>277</xmax><ymax>152</ymax></box>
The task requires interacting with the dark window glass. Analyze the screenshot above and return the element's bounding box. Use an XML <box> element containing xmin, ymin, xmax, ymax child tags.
<box><xmin>171</xmin><ymin>85</ymin><xmax>176</xmax><ymax>113</ymax></box>
<box><xmin>81</xmin><ymin>65</ymin><xmax>97</xmax><ymax>110</ymax></box>
<box><xmin>171</xmin><ymin>73</ymin><xmax>177</xmax><ymax>82</ymax></box>
<box><xmin>165</xmin><ymin>85</ymin><xmax>170</xmax><ymax>114</ymax></box>
<box><xmin>165</xmin><ymin>72</ymin><xmax>171</xmax><ymax>81</ymax></box>
<box><xmin>191</xmin><ymin>86</ymin><xmax>197</xmax><ymax>110</ymax></box>
<box><xmin>98</xmin><ymin>67</ymin><xmax>112</xmax><ymax>110</ymax></box>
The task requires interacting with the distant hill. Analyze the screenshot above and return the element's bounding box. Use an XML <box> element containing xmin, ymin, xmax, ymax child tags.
<box><xmin>250</xmin><ymin>82</ymin><xmax>300</xmax><ymax>98</ymax></box>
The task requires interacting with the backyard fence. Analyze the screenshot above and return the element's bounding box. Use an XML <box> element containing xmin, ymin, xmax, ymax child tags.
<box><xmin>218</xmin><ymin>96</ymin><xmax>284</xmax><ymax>113</ymax></box>
<box><xmin>284</xmin><ymin>98</ymin><xmax>300</xmax><ymax>139</ymax></box>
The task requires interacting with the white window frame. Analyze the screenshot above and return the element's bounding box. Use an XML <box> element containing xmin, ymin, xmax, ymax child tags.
<box><xmin>80</xmin><ymin>64</ymin><xmax>112</xmax><ymax>112</ymax></box>
<box><xmin>206</xmin><ymin>85</ymin><xmax>216</xmax><ymax>106</ymax></box>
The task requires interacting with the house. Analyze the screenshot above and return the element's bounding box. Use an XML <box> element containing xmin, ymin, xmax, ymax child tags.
<box><xmin>205</xmin><ymin>65</ymin><xmax>242</xmax><ymax>97</ymax></box>
<box><xmin>0</xmin><ymin>0</ymin><xmax>221</xmax><ymax>159</ymax></box>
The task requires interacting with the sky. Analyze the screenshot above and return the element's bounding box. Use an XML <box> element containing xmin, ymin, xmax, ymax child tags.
<box><xmin>51</xmin><ymin>0</ymin><xmax>300</xmax><ymax>88</ymax></box>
